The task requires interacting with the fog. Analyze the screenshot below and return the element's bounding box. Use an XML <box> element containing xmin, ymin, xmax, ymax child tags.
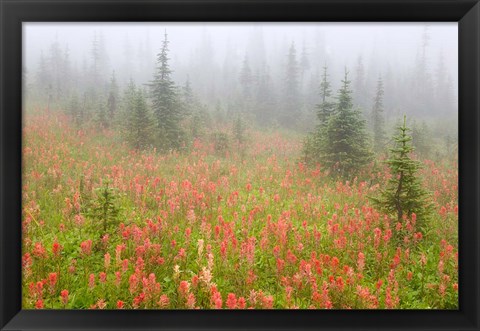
<box><xmin>23</xmin><ymin>22</ymin><xmax>458</xmax><ymax>134</ymax></box>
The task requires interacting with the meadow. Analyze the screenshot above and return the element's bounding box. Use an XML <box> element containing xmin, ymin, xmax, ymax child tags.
<box><xmin>22</xmin><ymin>109</ymin><xmax>458</xmax><ymax>310</ymax></box>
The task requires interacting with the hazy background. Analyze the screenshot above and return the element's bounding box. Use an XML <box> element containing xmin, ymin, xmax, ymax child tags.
<box><xmin>23</xmin><ymin>22</ymin><xmax>458</xmax><ymax>136</ymax></box>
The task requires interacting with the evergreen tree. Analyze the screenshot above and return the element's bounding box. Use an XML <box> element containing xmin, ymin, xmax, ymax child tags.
<box><xmin>124</xmin><ymin>84</ymin><xmax>154</xmax><ymax>150</ymax></box>
<box><xmin>182</xmin><ymin>76</ymin><xmax>195</xmax><ymax>117</ymax></box>
<box><xmin>149</xmin><ymin>31</ymin><xmax>184</xmax><ymax>151</ymax></box>
<box><xmin>233</xmin><ymin>113</ymin><xmax>246</xmax><ymax>144</ymax></box>
<box><xmin>370</xmin><ymin>115</ymin><xmax>432</xmax><ymax>228</ymax></box>
<box><xmin>94</xmin><ymin>99</ymin><xmax>109</xmax><ymax>129</ymax></box>
<box><xmin>320</xmin><ymin>69</ymin><xmax>372</xmax><ymax>178</ymax></box>
<box><xmin>88</xmin><ymin>180</ymin><xmax>120</xmax><ymax>233</ymax></box>
<box><xmin>68</xmin><ymin>93</ymin><xmax>82</xmax><ymax>127</ymax></box>
<box><xmin>107</xmin><ymin>71</ymin><xmax>119</xmax><ymax>116</ymax></box>
<box><xmin>371</xmin><ymin>76</ymin><xmax>386</xmax><ymax>153</ymax></box>
<box><xmin>281</xmin><ymin>42</ymin><xmax>301</xmax><ymax>128</ymax></box>
<box><xmin>411</xmin><ymin>120</ymin><xmax>431</xmax><ymax>158</ymax></box>
<box><xmin>254</xmin><ymin>63</ymin><xmax>276</xmax><ymax>126</ymax></box>
<box><xmin>316</xmin><ymin>65</ymin><xmax>335</xmax><ymax>125</ymax></box>
<box><xmin>353</xmin><ymin>55</ymin><xmax>368</xmax><ymax>110</ymax></box>
<box><xmin>302</xmin><ymin>65</ymin><xmax>335</xmax><ymax>166</ymax></box>
<box><xmin>239</xmin><ymin>54</ymin><xmax>253</xmax><ymax>103</ymax></box>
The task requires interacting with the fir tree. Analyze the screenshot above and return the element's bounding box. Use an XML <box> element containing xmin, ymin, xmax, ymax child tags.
<box><xmin>182</xmin><ymin>76</ymin><xmax>195</xmax><ymax>116</ymax></box>
<box><xmin>124</xmin><ymin>85</ymin><xmax>154</xmax><ymax>150</ymax></box>
<box><xmin>316</xmin><ymin>65</ymin><xmax>335</xmax><ymax>125</ymax></box>
<box><xmin>88</xmin><ymin>180</ymin><xmax>120</xmax><ymax>233</ymax></box>
<box><xmin>149</xmin><ymin>31</ymin><xmax>184</xmax><ymax>151</ymax></box>
<box><xmin>302</xmin><ymin>65</ymin><xmax>335</xmax><ymax>166</ymax></box>
<box><xmin>94</xmin><ymin>99</ymin><xmax>109</xmax><ymax>129</ymax></box>
<box><xmin>107</xmin><ymin>71</ymin><xmax>119</xmax><ymax>119</ymax></box>
<box><xmin>282</xmin><ymin>42</ymin><xmax>301</xmax><ymax>128</ymax></box>
<box><xmin>370</xmin><ymin>115</ymin><xmax>432</xmax><ymax>227</ymax></box>
<box><xmin>239</xmin><ymin>54</ymin><xmax>253</xmax><ymax>103</ymax></box>
<box><xmin>68</xmin><ymin>93</ymin><xmax>82</xmax><ymax>127</ymax></box>
<box><xmin>371</xmin><ymin>76</ymin><xmax>386</xmax><ymax>153</ymax></box>
<box><xmin>233</xmin><ymin>113</ymin><xmax>246</xmax><ymax>144</ymax></box>
<box><xmin>321</xmin><ymin>69</ymin><xmax>372</xmax><ymax>178</ymax></box>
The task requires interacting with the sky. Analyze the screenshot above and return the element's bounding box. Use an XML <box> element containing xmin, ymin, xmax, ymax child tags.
<box><xmin>23</xmin><ymin>22</ymin><xmax>458</xmax><ymax>85</ymax></box>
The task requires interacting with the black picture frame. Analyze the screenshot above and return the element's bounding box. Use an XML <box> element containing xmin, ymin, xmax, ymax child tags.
<box><xmin>1</xmin><ymin>0</ymin><xmax>479</xmax><ymax>330</ymax></box>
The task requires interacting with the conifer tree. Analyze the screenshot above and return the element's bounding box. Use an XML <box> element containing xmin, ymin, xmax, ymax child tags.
<box><xmin>94</xmin><ymin>99</ymin><xmax>109</xmax><ymax>129</ymax></box>
<box><xmin>68</xmin><ymin>93</ymin><xmax>82</xmax><ymax>127</ymax></box>
<box><xmin>107</xmin><ymin>71</ymin><xmax>119</xmax><ymax>119</ymax></box>
<box><xmin>233</xmin><ymin>113</ymin><xmax>246</xmax><ymax>144</ymax></box>
<box><xmin>124</xmin><ymin>85</ymin><xmax>154</xmax><ymax>150</ymax></box>
<box><xmin>316</xmin><ymin>65</ymin><xmax>335</xmax><ymax>125</ymax></box>
<box><xmin>149</xmin><ymin>31</ymin><xmax>184</xmax><ymax>151</ymax></box>
<box><xmin>371</xmin><ymin>76</ymin><xmax>386</xmax><ymax>153</ymax></box>
<box><xmin>239</xmin><ymin>54</ymin><xmax>253</xmax><ymax>102</ymax></box>
<box><xmin>302</xmin><ymin>65</ymin><xmax>335</xmax><ymax>166</ymax></box>
<box><xmin>321</xmin><ymin>69</ymin><xmax>372</xmax><ymax>178</ymax></box>
<box><xmin>370</xmin><ymin>115</ymin><xmax>432</xmax><ymax>227</ymax></box>
<box><xmin>182</xmin><ymin>76</ymin><xmax>195</xmax><ymax>116</ymax></box>
<box><xmin>282</xmin><ymin>42</ymin><xmax>301</xmax><ymax>128</ymax></box>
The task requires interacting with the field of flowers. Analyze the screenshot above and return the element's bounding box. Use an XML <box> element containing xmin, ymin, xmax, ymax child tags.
<box><xmin>22</xmin><ymin>110</ymin><xmax>458</xmax><ymax>309</ymax></box>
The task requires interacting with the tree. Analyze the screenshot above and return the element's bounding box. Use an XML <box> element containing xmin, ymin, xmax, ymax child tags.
<box><xmin>124</xmin><ymin>83</ymin><xmax>154</xmax><ymax>150</ymax></box>
<box><xmin>239</xmin><ymin>54</ymin><xmax>253</xmax><ymax>103</ymax></box>
<box><xmin>67</xmin><ymin>93</ymin><xmax>82</xmax><ymax>127</ymax></box>
<box><xmin>302</xmin><ymin>65</ymin><xmax>335</xmax><ymax>166</ymax></box>
<box><xmin>107</xmin><ymin>71</ymin><xmax>119</xmax><ymax>119</ymax></box>
<box><xmin>320</xmin><ymin>69</ymin><xmax>372</xmax><ymax>178</ymax></box>
<box><xmin>371</xmin><ymin>76</ymin><xmax>386</xmax><ymax>153</ymax></box>
<box><xmin>254</xmin><ymin>63</ymin><xmax>276</xmax><ymax>126</ymax></box>
<box><xmin>281</xmin><ymin>42</ymin><xmax>301</xmax><ymax>128</ymax></box>
<box><xmin>354</xmin><ymin>55</ymin><xmax>368</xmax><ymax>110</ymax></box>
<box><xmin>149</xmin><ymin>31</ymin><xmax>184</xmax><ymax>151</ymax></box>
<box><xmin>94</xmin><ymin>99</ymin><xmax>109</xmax><ymax>129</ymax></box>
<box><xmin>316</xmin><ymin>65</ymin><xmax>335</xmax><ymax>125</ymax></box>
<box><xmin>370</xmin><ymin>115</ymin><xmax>432</xmax><ymax>228</ymax></box>
<box><xmin>233</xmin><ymin>113</ymin><xmax>246</xmax><ymax>144</ymax></box>
<box><xmin>87</xmin><ymin>180</ymin><xmax>120</xmax><ymax>233</ymax></box>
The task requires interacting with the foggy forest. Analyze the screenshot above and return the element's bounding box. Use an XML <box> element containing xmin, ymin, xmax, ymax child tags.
<box><xmin>22</xmin><ymin>23</ymin><xmax>458</xmax><ymax>309</ymax></box>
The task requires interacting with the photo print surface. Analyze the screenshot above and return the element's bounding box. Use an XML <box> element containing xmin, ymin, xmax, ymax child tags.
<box><xmin>22</xmin><ymin>22</ymin><xmax>458</xmax><ymax>309</ymax></box>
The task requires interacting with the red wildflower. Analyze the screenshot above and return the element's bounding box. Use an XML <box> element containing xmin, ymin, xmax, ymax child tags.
<box><xmin>60</xmin><ymin>289</ymin><xmax>69</xmax><ymax>306</ymax></box>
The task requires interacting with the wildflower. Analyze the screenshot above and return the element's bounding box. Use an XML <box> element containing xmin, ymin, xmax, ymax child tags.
<box><xmin>157</xmin><ymin>294</ymin><xmax>170</xmax><ymax>308</ymax></box>
<box><xmin>80</xmin><ymin>240</ymin><xmax>92</xmax><ymax>256</ymax></box>
<box><xmin>237</xmin><ymin>297</ymin><xmax>246</xmax><ymax>309</ymax></box>
<box><xmin>33</xmin><ymin>242</ymin><xmax>47</xmax><ymax>258</ymax></box>
<box><xmin>52</xmin><ymin>241</ymin><xmax>62</xmax><ymax>257</ymax></box>
<box><xmin>88</xmin><ymin>273</ymin><xmax>95</xmax><ymax>289</ymax></box>
<box><xmin>226</xmin><ymin>293</ymin><xmax>237</xmax><ymax>309</ymax></box>
<box><xmin>179</xmin><ymin>281</ymin><xmax>190</xmax><ymax>297</ymax></box>
<box><xmin>357</xmin><ymin>252</ymin><xmax>365</xmax><ymax>272</ymax></box>
<box><xmin>60</xmin><ymin>289</ymin><xmax>69</xmax><ymax>306</ymax></box>
<box><xmin>117</xmin><ymin>300</ymin><xmax>124</xmax><ymax>309</ymax></box>
<box><xmin>35</xmin><ymin>299</ymin><xmax>44</xmax><ymax>309</ymax></box>
<box><xmin>186</xmin><ymin>293</ymin><xmax>196</xmax><ymax>309</ymax></box>
<box><xmin>99</xmin><ymin>272</ymin><xmax>107</xmax><ymax>283</ymax></box>
<box><xmin>104</xmin><ymin>253</ymin><xmax>111</xmax><ymax>269</ymax></box>
<box><xmin>48</xmin><ymin>272</ymin><xmax>58</xmax><ymax>288</ymax></box>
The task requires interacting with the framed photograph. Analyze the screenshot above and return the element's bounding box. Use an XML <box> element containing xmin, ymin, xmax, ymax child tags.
<box><xmin>1</xmin><ymin>0</ymin><xmax>479</xmax><ymax>330</ymax></box>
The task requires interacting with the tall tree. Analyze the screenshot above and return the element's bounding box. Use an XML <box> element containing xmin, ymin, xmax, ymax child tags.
<box><xmin>354</xmin><ymin>55</ymin><xmax>368</xmax><ymax>110</ymax></box>
<box><xmin>371</xmin><ymin>76</ymin><xmax>386</xmax><ymax>153</ymax></box>
<box><xmin>316</xmin><ymin>65</ymin><xmax>335</xmax><ymax>125</ymax></box>
<box><xmin>107</xmin><ymin>71</ymin><xmax>119</xmax><ymax>119</ymax></box>
<box><xmin>239</xmin><ymin>54</ymin><xmax>253</xmax><ymax>103</ymax></box>
<box><xmin>320</xmin><ymin>69</ymin><xmax>372</xmax><ymax>178</ymax></box>
<box><xmin>370</xmin><ymin>116</ymin><xmax>432</xmax><ymax>229</ymax></box>
<box><xmin>282</xmin><ymin>42</ymin><xmax>301</xmax><ymax>128</ymax></box>
<box><xmin>124</xmin><ymin>82</ymin><xmax>154</xmax><ymax>150</ymax></box>
<box><xmin>149</xmin><ymin>31</ymin><xmax>184</xmax><ymax>151</ymax></box>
